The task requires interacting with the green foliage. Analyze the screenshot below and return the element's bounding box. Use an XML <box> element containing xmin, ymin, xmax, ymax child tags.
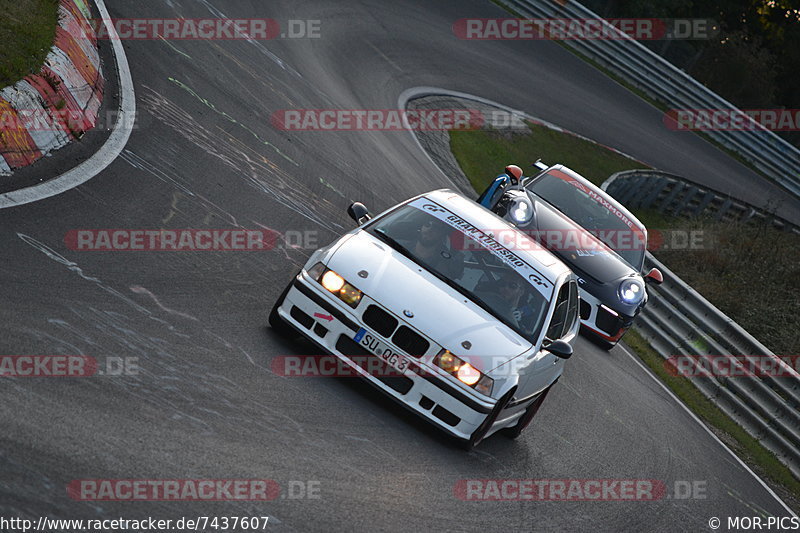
<box><xmin>690</xmin><ymin>30</ymin><xmax>777</xmax><ymax>107</ymax></box>
<box><xmin>651</xmin><ymin>216</ymin><xmax>800</xmax><ymax>355</ymax></box>
<box><xmin>0</xmin><ymin>0</ymin><xmax>60</xmax><ymax>87</ymax></box>
<box><xmin>448</xmin><ymin>122</ymin><xmax>646</xmax><ymax>193</ymax></box>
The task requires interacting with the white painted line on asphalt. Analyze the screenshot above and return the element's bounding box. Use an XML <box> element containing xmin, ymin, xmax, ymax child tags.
<box><xmin>618</xmin><ymin>342</ymin><xmax>797</xmax><ymax>517</ymax></box>
<box><xmin>0</xmin><ymin>0</ymin><xmax>135</xmax><ymax>209</ymax></box>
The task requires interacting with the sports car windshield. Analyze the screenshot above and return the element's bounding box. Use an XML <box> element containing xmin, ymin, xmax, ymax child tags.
<box><xmin>527</xmin><ymin>172</ymin><xmax>646</xmax><ymax>269</ymax></box>
<box><xmin>367</xmin><ymin>204</ymin><xmax>552</xmax><ymax>344</ymax></box>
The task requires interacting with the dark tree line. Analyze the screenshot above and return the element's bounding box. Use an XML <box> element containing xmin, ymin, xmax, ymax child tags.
<box><xmin>588</xmin><ymin>0</ymin><xmax>800</xmax><ymax>145</ymax></box>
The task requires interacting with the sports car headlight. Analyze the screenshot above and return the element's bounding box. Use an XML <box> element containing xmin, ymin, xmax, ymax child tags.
<box><xmin>508</xmin><ymin>197</ymin><xmax>533</xmax><ymax>225</ymax></box>
<box><xmin>618</xmin><ymin>278</ymin><xmax>644</xmax><ymax>305</ymax></box>
<box><xmin>434</xmin><ymin>350</ymin><xmax>494</xmax><ymax>396</ymax></box>
<box><xmin>307</xmin><ymin>262</ymin><xmax>363</xmax><ymax>308</ymax></box>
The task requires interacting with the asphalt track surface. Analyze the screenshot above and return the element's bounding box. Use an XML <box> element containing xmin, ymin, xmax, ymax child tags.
<box><xmin>2</xmin><ymin>0</ymin><xmax>799</xmax><ymax>531</ymax></box>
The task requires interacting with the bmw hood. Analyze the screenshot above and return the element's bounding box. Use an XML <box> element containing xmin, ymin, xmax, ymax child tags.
<box><xmin>326</xmin><ymin>230</ymin><xmax>532</xmax><ymax>364</ymax></box>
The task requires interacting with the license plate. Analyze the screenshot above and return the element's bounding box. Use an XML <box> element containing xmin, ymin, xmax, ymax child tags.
<box><xmin>354</xmin><ymin>328</ymin><xmax>410</xmax><ymax>373</ymax></box>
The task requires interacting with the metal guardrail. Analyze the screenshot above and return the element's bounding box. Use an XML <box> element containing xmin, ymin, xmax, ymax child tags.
<box><xmin>496</xmin><ymin>0</ymin><xmax>800</xmax><ymax>198</ymax></box>
<box><xmin>604</xmin><ymin>170</ymin><xmax>800</xmax><ymax>234</ymax></box>
<box><xmin>600</xmin><ymin>172</ymin><xmax>800</xmax><ymax>478</ymax></box>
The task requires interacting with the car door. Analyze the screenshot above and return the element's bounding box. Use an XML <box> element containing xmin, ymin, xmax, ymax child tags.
<box><xmin>514</xmin><ymin>280</ymin><xmax>579</xmax><ymax>400</ymax></box>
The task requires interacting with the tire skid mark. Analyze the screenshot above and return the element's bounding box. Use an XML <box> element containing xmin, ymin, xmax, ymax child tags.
<box><xmin>201</xmin><ymin>39</ymin><xmax>307</xmax><ymax>109</ymax></box>
<box><xmin>117</xmin><ymin>149</ymin><xmax>314</xmax><ymax>268</ymax></box>
<box><xmin>196</xmin><ymin>0</ymin><xmax>303</xmax><ymax>79</ymax></box>
<box><xmin>120</xmin><ymin>148</ymin><xmax>241</xmax><ymax>228</ymax></box>
<box><xmin>13</xmin><ymin>235</ymin><xmax>309</xmax><ymax>438</ymax></box>
<box><xmin>17</xmin><ymin>233</ymin><xmax>163</xmax><ymax>324</ymax></box>
<box><xmin>167</xmin><ymin>76</ymin><xmax>297</xmax><ymax>166</ymax></box>
<box><xmin>156</xmin><ymin>34</ymin><xmax>192</xmax><ymax>60</ymax></box>
<box><xmin>121</xmin><ymin>148</ymin><xmax>333</xmax><ymax>265</ymax></box>
<box><xmin>130</xmin><ymin>286</ymin><xmax>200</xmax><ymax>321</ymax></box>
<box><xmin>139</xmin><ymin>86</ymin><xmax>343</xmax><ymax>231</ymax></box>
<box><xmin>46</xmin><ymin>317</ymin><xmax>100</xmax><ymax>348</ymax></box>
<box><xmin>319</xmin><ymin>177</ymin><xmax>346</xmax><ymax>198</ymax></box>
<box><xmin>37</xmin><ymin>305</ymin><xmax>306</xmax><ymax>439</ymax></box>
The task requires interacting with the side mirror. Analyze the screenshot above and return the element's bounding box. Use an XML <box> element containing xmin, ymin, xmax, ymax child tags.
<box><xmin>504</xmin><ymin>164</ymin><xmax>523</xmax><ymax>185</ymax></box>
<box><xmin>347</xmin><ymin>202</ymin><xmax>371</xmax><ymax>225</ymax></box>
<box><xmin>544</xmin><ymin>339</ymin><xmax>573</xmax><ymax>360</ymax></box>
<box><xmin>644</xmin><ymin>268</ymin><xmax>663</xmax><ymax>285</ymax></box>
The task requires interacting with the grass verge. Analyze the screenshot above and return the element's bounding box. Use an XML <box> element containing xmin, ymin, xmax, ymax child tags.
<box><xmin>642</xmin><ymin>213</ymin><xmax>800</xmax><ymax>355</ymax></box>
<box><xmin>625</xmin><ymin>329</ymin><xmax>800</xmax><ymax>503</ymax></box>
<box><xmin>448</xmin><ymin>123</ymin><xmax>800</xmax><ymax>503</ymax></box>
<box><xmin>450</xmin><ymin>122</ymin><xmax>645</xmax><ymax>191</ymax></box>
<box><xmin>0</xmin><ymin>0</ymin><xmax>60</xmax><ymax>88</ymax></box>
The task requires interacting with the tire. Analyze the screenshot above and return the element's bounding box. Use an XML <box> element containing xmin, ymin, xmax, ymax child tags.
<box><xmin>268</xmin><ymin>282</ymin><xmax>298</xmax><ymax>338</ymax></box>
<box><xmin>459</xmin><ymin>388</ymin><xmax>516</xmax><ymax>450</ymax></box>
<box><xmin>501</xmin><ymin>383</ymin><xmax>555</xmax><ymax>439</ymax></box>
<box><xmin>596</xmin><ymin>338</ymin><xmax>616</xmax><ymax>351</ymax></box>
<box><xmin>581</xmin><ymin>325</ymin><xmax>618</xmax><ymax>350</ymax></box>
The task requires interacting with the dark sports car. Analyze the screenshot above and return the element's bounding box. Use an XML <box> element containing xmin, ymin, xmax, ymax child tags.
<box><xmin>477</xmin><ymin>162</ymin><xmax>662</xmax><ymax>348</ymax></box>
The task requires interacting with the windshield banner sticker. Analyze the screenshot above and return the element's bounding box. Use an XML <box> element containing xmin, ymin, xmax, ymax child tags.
<box><xmin>546</xmin><ymin>169</ymin><xmax>637</xmax><ymax>229</ymax></box>
<box><xmin>409</xmin><ymin>197</ymin><xmax>554</xmax><ymax>296</ymax></box>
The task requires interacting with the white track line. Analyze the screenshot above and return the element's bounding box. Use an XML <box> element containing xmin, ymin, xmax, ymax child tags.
<box><xmin>0</xmin><ymin>0</ymin><xmax>135</xmax><ymax>209</ymax></box>
<box><xmin>618</xmin><ymin>342</ymin><xmax>797</xmax><ymax>516</ymax></box>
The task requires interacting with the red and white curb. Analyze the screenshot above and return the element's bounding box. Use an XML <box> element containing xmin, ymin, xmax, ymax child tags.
<box><xmin>0</xmin><ymin>0</ymin><xmax>103</xmax><ymax>174</ymax></box>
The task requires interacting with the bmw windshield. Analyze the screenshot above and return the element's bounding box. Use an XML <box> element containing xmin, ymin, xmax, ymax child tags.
<box><xmin>366</xmin><ymin>201</ymin><xmax>554</xmax><ymax>344</ymax></box>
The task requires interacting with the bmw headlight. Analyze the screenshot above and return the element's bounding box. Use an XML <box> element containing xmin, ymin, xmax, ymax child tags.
<box><xmin>508</xmin><ymin>196</ymin><xmax>533</xmax><ymax>225</ymax></box>
<box><xmin>618</xmin><ymin>278</ymin><xmax>644</xmax><ymax>305</ymax></box>
<box><xmin>307</xmin><ymin>262</ymin><xmax>363</xmax><ymax>308</ymax></box>
<box><xmin>434</xmin><ymin>350</ymin><xmax>494</xmax><ymax>396</ymax></box>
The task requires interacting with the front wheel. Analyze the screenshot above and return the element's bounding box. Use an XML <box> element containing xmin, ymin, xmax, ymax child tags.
<box><xmin>501</xmin><ymin>383</ymin><xmax>555</xmax><ymax>439</ymax></box>
<box><xmin>459</xmin><ymin>388</ymin><xmax>516</xmax><ymax>450</ymax></box>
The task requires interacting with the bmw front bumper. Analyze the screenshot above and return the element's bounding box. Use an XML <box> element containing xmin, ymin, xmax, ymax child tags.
<box><xmin>275</xmin><ymin>271</ymin><xmax>530</xmax><ymax>440</ymax></box>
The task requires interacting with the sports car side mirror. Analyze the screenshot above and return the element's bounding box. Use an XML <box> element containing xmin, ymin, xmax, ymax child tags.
<box><xmin>644</xmin><ymin>268</ymin><xmax>663</xmax><ymax>285</ymax></box>
<box><xmin>544</xmin><ymin>339</ymin><xmax>573</xmax><ymax>359</ymax></box>
<box><xmin>347</xmin><ymin>202</ymin><xmax>371</xmax><ymax>225</ymax></box>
